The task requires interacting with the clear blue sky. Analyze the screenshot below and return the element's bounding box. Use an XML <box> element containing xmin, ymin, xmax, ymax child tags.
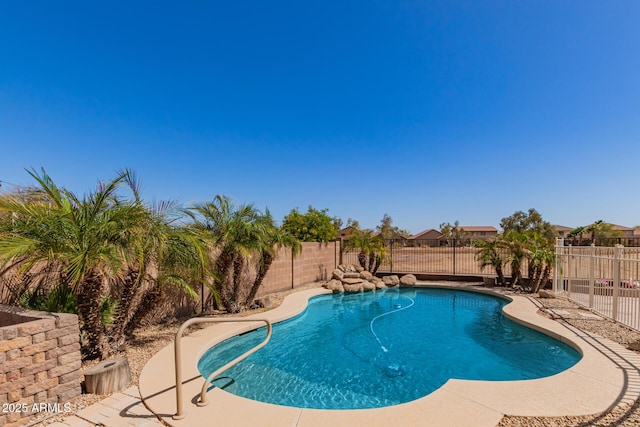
<box><xmin>1</xmin><ymin>1</ymin><xmax>639</xmax><ymax>233</ymax></box>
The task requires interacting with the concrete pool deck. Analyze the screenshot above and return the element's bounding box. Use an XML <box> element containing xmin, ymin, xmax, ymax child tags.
<box><xmin>138</xmin><ymin>284</ymin><xmax>640</xmax><ymax>427</ymax></box>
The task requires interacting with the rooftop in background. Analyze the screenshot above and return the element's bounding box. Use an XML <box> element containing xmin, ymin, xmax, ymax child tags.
<box><xmin>456</xmin><ymin>226</ymin><xmax>498</xmax><ymax>232</ymax></box>
<box><xmin>409</xmin><ymin>229</ymin><xmax>443</xmax><ymax>240</ymax></box>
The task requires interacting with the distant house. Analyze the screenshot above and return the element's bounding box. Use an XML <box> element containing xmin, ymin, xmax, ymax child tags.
<box><xmin>456</xmin><ymin>226</ymin><xmax>498</xmax><ymax>241</ymax></box>
<box><xmin>339</xmin><ymin>226</ymin><xmax>358</xmax><ymax>240</ymax></box>
<box><xmin>407</xmin><ymin>229</ymin><xmax>443</xmax><ymax>247</ymax></box>
<box><xmin>553</xmin><ymin>225</ymin><xmax>573</xmax><ymax>238</ymax></box>
<box><xmin>609</xmin><ymin>224</ymin><xmax>635</xmax><ymax>237</ymax></box>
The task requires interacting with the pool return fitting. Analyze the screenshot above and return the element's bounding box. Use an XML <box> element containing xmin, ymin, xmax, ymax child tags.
<box><xmin>173</xmin><ymin>317</ymin><xmax>272</xmax><ymax>420</ymax></box>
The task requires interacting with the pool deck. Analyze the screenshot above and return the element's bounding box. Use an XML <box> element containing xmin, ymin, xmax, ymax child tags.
<box><xmin>137</xmin><ymin>284</ymin><xmax>640</xmax><ymax>427</ymax></box>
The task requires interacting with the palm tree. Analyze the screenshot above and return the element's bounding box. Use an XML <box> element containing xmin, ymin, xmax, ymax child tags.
<box><xmin>502</xmin><ymin>230</ymin><xmax>529</xmax><ymax>288</ymax></box>
<box><xmin>475</xmin><ymin>239</ymin><xmax>507</xmax><ymax>286</ymax></box>
<box><xmin>110</xmin><ymin>200</ymin><xmax>207</xmax><ymax>348</ymax></box>
<box><xmin>191</xmin><ymin>195</ymin><xmax>273</xmax><ymax>313</ymax></box>
<box><xmin>342</xmin><ymin>230</ymin><xmax>387</xmax><ymax>273</ymax></box>
<box><xmin>0</xmin><ymin>168</ymin><xmax>145</xmax><ymax>359</ymax></box>
<box><xmin>587</xmin><ymin>220</ymin><xmax>606</xmax><ymax>245</ymax></box>
<box><xmin>531</xmin><ymin>245</ymin><xmax>555</xmax><ymax>293</ymax></box>
<box><xmin>243</xmin><ymin>210</ymin><xmax>301</xmax><ymax>306</ymax></box>
<box><xmin>0</xmin><ymin>169</ymin><xmax>207</xmax><ymax>359</ymax></box>
<box><xmin>568</xmin><ymin>226</ymin><xmax>586</xmax><ymax>245</ymax></box>
<box><xmin>526</xmin><ymin>233</ymin><xmax>555</xmax><ymax>292</ymax></box>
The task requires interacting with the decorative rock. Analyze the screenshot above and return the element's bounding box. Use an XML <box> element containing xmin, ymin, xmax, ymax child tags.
<box><xmin>382</xmin><ymin>275</ymin><xmax>400</xmax><ymax>286</ymax></box>
<box><xmin>538</xmin><ymin>290</ymin><xmax>556</xmax><ymax>299</ymax></box>
<box><xmin>332</xmin><ymin>269</ymin><xmax>344</xmax><ymax>280</ymax></box>
<box><xmin>331</xmin><ymin>282</ymin><xmax>344</xmax><ymax>293</ymax></box>
<box><xmin>255</xmin><ymin>296</ymin><xmax>273</xmax><ymax>308</ymax></box>
<box><xmin>374</xmin><ymin>281</ymin><xmax>386</xmax><ymax>290</ymax></box>
<box><xmin>338</xmin><ymin>265</ymin><xmax>348</xmax><ymax>272</ymax></box>
<box><xmin>371</xmin><ymin>277</ymin><xmax>384</xmax><ymax>287</ymax></box>
<box><xmin>84</xmin><ymin>358</ymin><xmax>131</xmax><ymax>395</ymax></box>
<box><xmin>628</xmin><ymin>340</ymin><xmax>640</xmax><ymax>352</ymax></box>
<box><xmin>400</xmin><ymin>274</ymin><xmax>417</xmax><ymax>287</ymax></box>
<box><xmin>343</xmin><ymin>278</ymin><xmax>364</xmax><ymax>285</ymax></box>
<box><xmin>355</xmin><ymin>266</ymin><xmax>364</xmax><ymax>272</ymax></box>
<box><xmin>359</xmin><ymin>271</ymin><xmax>374</xmax><ymax>281</ymax></box>
<box><xmin>343</xmin><ymin>283</ymin><xmax>363</xmax><ymax>293</ymax></box>
<box><xmin>362</xmin><ymin>281</ymin><xmax>376</xmax><ymax>292</ymax></box>
<box><xmin>323</xmin><ymin>279</ymin><xmax>344</xmax><ymax>293</ymax></box>
<box><xmin>343</xmin><ymin>272</ymin><xmax>361</xmax><ymax>279</ymax></box>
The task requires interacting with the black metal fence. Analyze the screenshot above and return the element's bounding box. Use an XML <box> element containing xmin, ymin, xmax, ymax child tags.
<box><xmin>342</xmin><ymin>237</ymin><xmax>640</xmax><ymax>277</ymax></box>
<box><xmin>561</xmin><ymin>237</ymin><xmax>640</xmax><ymax>247</ymax></box>
<box><xmin>341</xmin><ymin>239</ymin><xmax>522</xmax><ymax>277</ymax></box>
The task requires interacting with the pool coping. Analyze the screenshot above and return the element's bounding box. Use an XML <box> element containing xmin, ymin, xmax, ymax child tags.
<box><xmin>139</xmin><ymin>284</ymin><xmax>640</xmax><ymax>427</ymax></box>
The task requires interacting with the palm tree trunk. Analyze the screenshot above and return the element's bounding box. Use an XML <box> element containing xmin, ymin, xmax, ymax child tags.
<box><xmin>367</xmin><ymin>251</ymin><xmax>375</xmax><ymax>272</ymax></box>
<box><xmin>371</xmin><ymin>254</ymin><xmax>381</xmax><ymax>274</ymax></box>
<box><xmin>76</xmin><ymin>271</ymin><xmax>110</xmax><ymax>359</ymax></box>
<box><xmin>535</xmin><ymin>265</ymin><xmax>552</xmax><ymax>293</ymax></box>
<box><xmin>112</xmin><ymin>266</ymin><xmax>155</xmax><ymax>350</ymax></box>
<box><xmin>357</xmin><ymin>252</ymin><xmax>366</xmax><ymax>270</ymax></box>
<box><xmin>511</xmin><ymin>260</ymin><xmax>521</xmax><ymax>288</ymax></box>
<box><xmin>495</xmin><ymin>264</ymin><xmax>506</xmax><ymax>286</ymax></box>
<box><xmin>124</xmin><ymin>286</ymin><xmax>163</xmax><ymax>338</ymax></box>
<box><xmin>244</xmin><ymin>252</ymin><xmax>273</xmax><ymax>306</ymax></box>
<box><xmin>213</xmin><ymin>248</ymin><xmax>234</xmax><ymax>312</ymax></box>
<box><xmin>231</xmin><ymin>255</ymin><xmax>244</xmax><ymax>311</ymax></box>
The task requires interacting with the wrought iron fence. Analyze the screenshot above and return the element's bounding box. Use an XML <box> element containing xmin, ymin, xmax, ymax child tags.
<box><xmin>561</xmin><ymin>237</ymin><xmax>640</xmax><ymax>247</ymax></box>
<box><xmin>556</xmin><ymin>242</ymin><xmax>640</xmax><ymax>330</ymax></box>
<box><xmin>341</xmin><ymin>238</ymin><xmax>527</xmax><ymax>277</ymax></box>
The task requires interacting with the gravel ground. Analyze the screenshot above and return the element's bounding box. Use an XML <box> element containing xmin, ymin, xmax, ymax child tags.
<box><xmin>26</xmin><ymin>283</ymin><xmax>640</xmax><ymax>427</ymax></box>
<box><xmin>498</xmin><ymin>291</ymin><xmax>640</xmax><ymax>427</ymax></box>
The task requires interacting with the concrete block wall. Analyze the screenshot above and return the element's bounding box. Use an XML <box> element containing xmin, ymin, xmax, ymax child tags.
<box><xmin>0</xmin><ymin>305</ymin><xmax>81</xmax><ymax>427</ymax></box>
<box><xmin>257</xmin><ymin>241</ymin><xmax>340</xmax><ymax>297</ymax></box>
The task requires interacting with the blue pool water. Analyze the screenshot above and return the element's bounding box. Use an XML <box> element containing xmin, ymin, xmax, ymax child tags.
<box><xmin>198</xmin><ymin>288</ymin><xmax>581</xmax><ymax>409</ymax></box>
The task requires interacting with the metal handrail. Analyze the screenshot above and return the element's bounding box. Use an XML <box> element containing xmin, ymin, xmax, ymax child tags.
<box><xmin>173</xmin><ymin>317</ymin><xmax>272</xmax><ymax>420</ymax></box>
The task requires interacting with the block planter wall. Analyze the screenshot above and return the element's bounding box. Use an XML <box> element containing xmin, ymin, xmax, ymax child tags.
<box><xmin>0</xmin><ymin>305</ymin><xmax>81</xmax><ymax>427</ymax></box>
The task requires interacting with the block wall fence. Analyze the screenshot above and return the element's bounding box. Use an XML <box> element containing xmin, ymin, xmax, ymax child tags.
<box><xmin>256</xmin><ymin>240</ymin><xmax>341</xmax><ymax>297</ymax></box>
<box><xmin>0</xmin><ymin>305</ymin><xmax>82</xmax><ymax>427</ymax></box>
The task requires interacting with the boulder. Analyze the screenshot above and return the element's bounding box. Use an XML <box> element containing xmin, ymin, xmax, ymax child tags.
<box><xmin>343</xmin><ymin>272</ymin><xmax>361</xmax><ymax>279</ymax></box>
<box><xmin>628</xmin><ymin>340</ymin><xmax>640</xmax><ymax>352</ymax></box>
<box><xmin>337</xmin><ymin>264</ymin><xmax>348</xmax><ymax>272</ymax></box>
<box><xmin>343</xmin><ymin>278</ymin><xmax>364</xmax><ymax>285</ymax></box>
<box><xmin>400</xmin><ymin>274</ymin><xmax>417</xmax><ymax>287</ymax></box>
<box><xmin>362</xmin><ymin>281</ymin><xmax>376</xmax><ymax>292</ymax></box>
<box><xmin>343</xmin><ymin>283</ymin><xmax>363</xmax><ymax>293</ymax></box>
<box><xmin>355</xmin><ymin>265</ymin><xmax>364</xmax><ymax>272</ymax></box>
<box><xmin>323</xmin><ymin>279</ymin><xmax>344</xmax><ymax>293</ymax></box>
<box><xmin>256</xmin><ymin>296</ymin><xmax>273</xmax><ymax>308</ymax></box>
<box><xmin>359</xmin><ymin>271</ymin><xmax>374</xmax><ymax>281</ymax></box>
<box><xmin>371</xmin><ymin>277</ymin><xmax>384</xmax><ymax>287</ymax></box>
<box><xmin>374</xmin><ymin>280</ymin><xmax>386</xmax><ymax>290</ymax></box>
<box><xmin>538</xmin><ymin>290</ymin><xmax>556</xmax><ymax>299</ymax></box>
<box><xmin>382</xmin><ymin>275</ymin><xmax>400</xmax><ymax>286</ymax></box>
<box><xmin>331</xmin><ymin>283</ymin><xmax>344</xmax><ymax>294</ymax></box>
<box><xmin>331</xmin><ymin>269</ymin><xmax>344</xmax><ymax>280</ymax></box>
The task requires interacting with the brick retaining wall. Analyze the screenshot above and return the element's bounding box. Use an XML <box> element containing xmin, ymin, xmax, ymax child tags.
<box><xmin>0</xmin><ymin>305</ymin><xmax>81</xmax><ymax>427</ymax></box>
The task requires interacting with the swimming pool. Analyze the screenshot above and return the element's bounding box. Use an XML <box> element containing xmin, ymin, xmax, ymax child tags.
<box><xmin>198</xmin><ymin>288</ymin><xmax>581</xmax><ymax>409</ymax></box>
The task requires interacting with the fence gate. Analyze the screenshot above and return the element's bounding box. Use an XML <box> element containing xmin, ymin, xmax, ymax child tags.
<box><xmin>556</xmin><ymin>240</ymin><xmax>640</xmax><ymax>330</ymax></box>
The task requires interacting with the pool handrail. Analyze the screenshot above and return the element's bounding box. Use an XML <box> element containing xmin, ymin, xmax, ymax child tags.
<box><xmin>173</xmin><ymin>317</ymin><xmax>272</xmax><ymax>420</ymax></box>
